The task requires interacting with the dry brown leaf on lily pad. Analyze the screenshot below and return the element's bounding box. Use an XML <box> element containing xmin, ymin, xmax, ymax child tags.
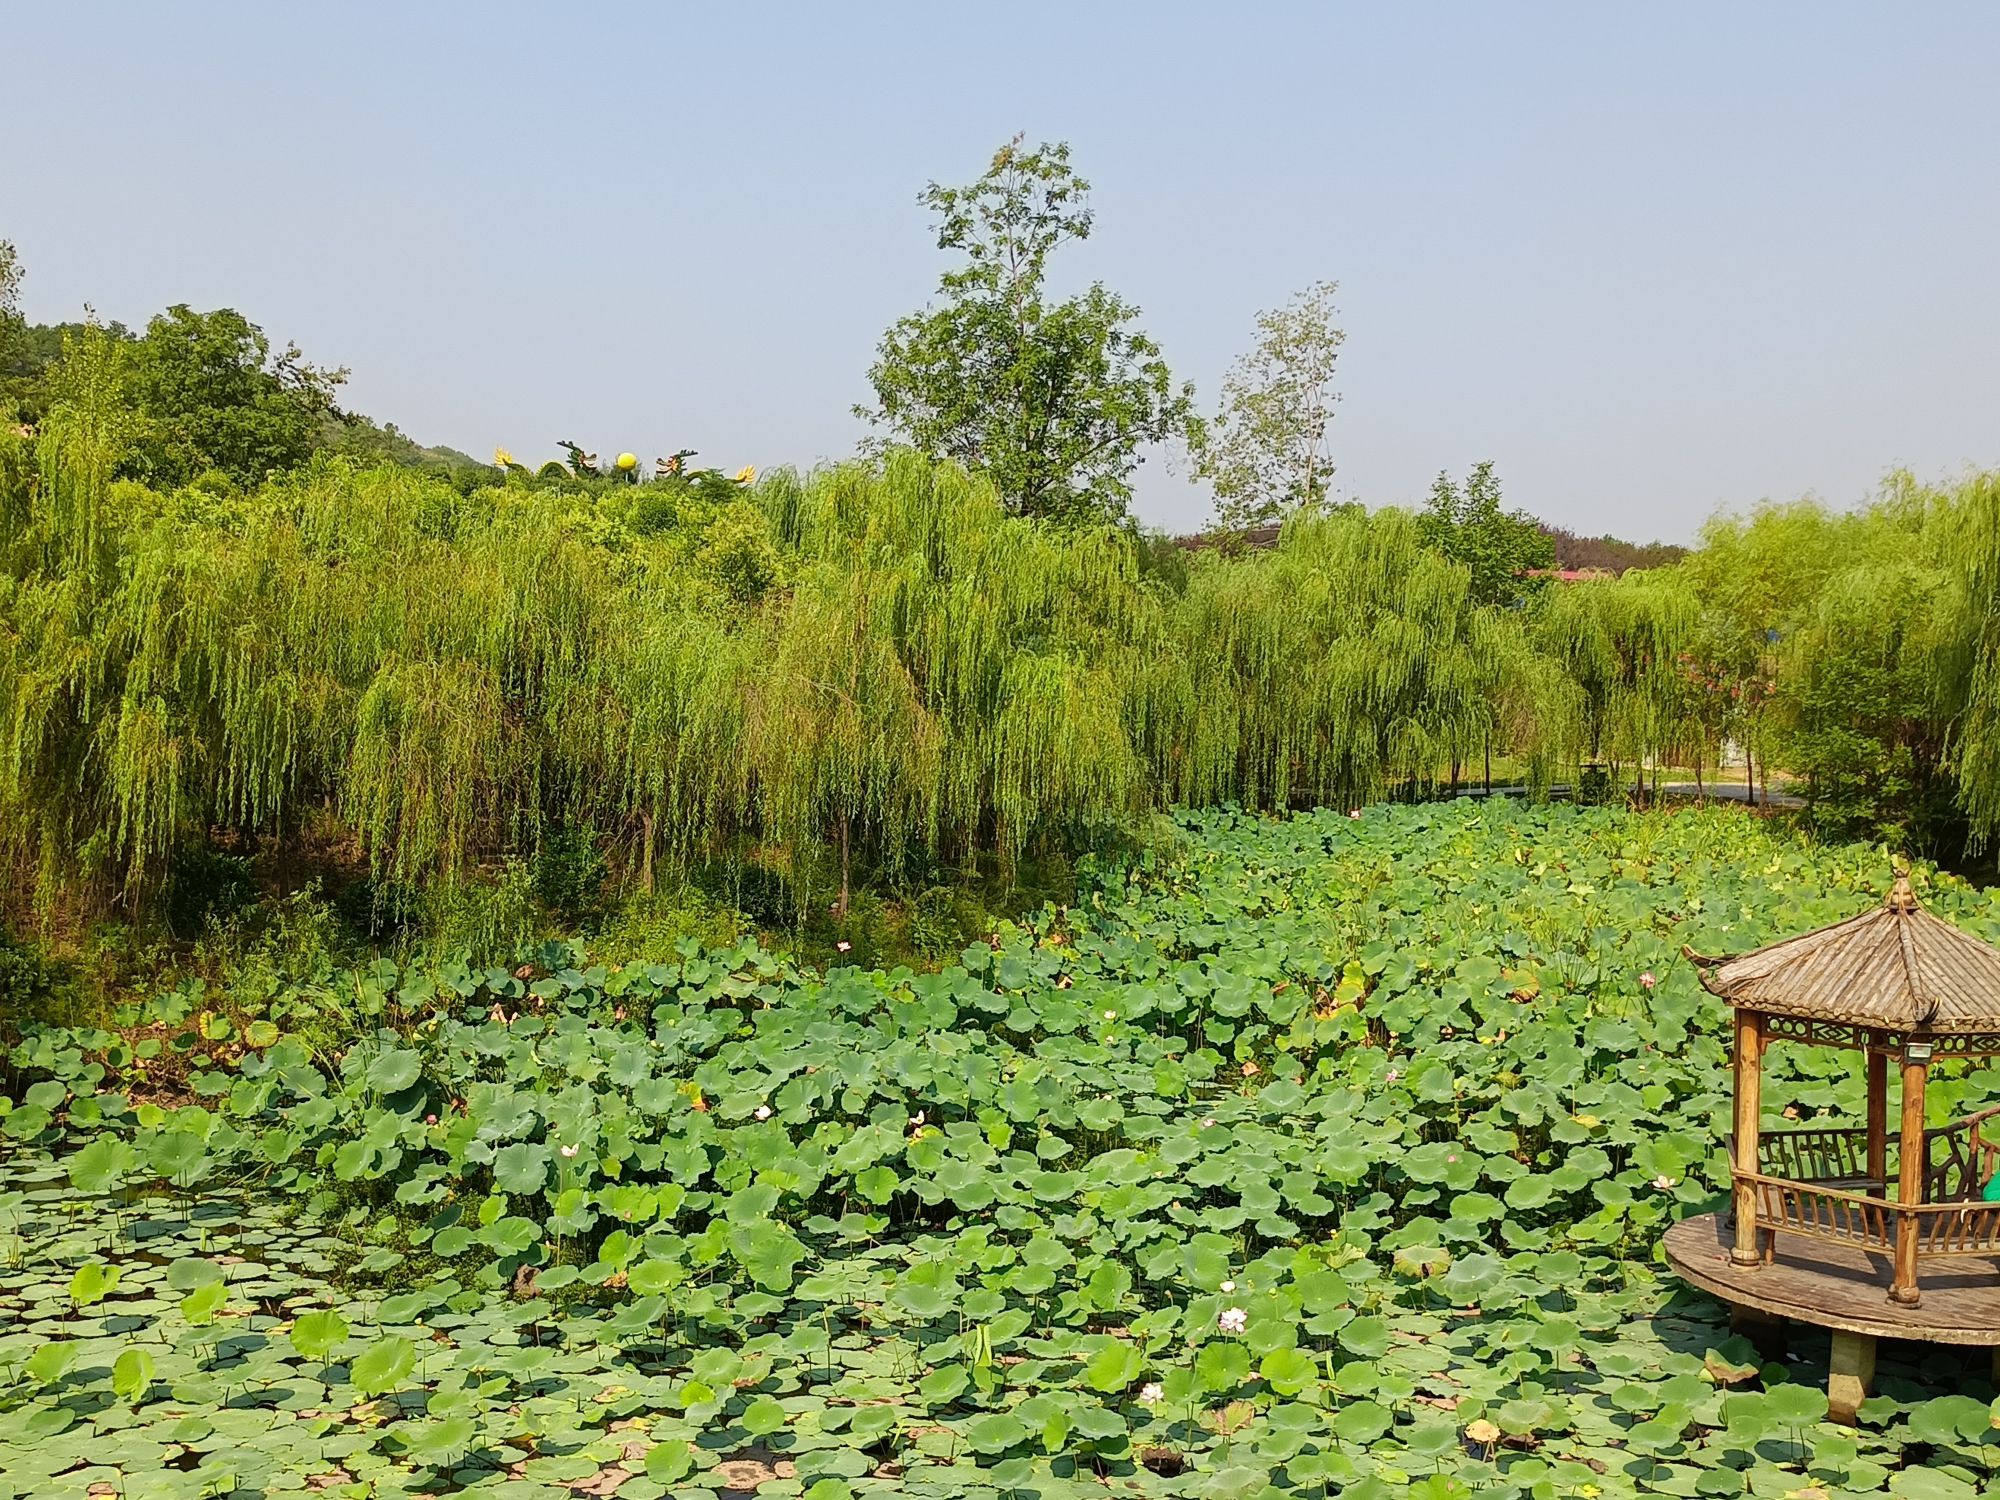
<box><xmin>1703</xmin><ymin>1344</ymin><xmax>1762</xmax><ymax>1386</ymax></box>
<box><xmin>713</xmin><ymin>1450</ymin><xmax>796</xmax><ymax>1488</ymax></box>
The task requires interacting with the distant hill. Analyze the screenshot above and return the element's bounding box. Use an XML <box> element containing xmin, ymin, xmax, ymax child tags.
<box><xmin>1540</xmin><ymin>525</ymin><xmax>1686</xmax><ymax>574</ymax></box>
<box><xmin>1175</xmin><ymin>519</ymin><xmax>1687</xmax><ymax>578</ymax></box>
<box><xmin>314</xmin><ymin>408</ymin><xmax>485</xmax><ymax>472</ymax></box>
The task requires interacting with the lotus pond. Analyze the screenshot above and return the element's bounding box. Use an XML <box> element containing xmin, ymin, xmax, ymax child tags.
<box><xmin>8</xmin><ymin>800</ymin><xmax>2000</xmax><ymax>1500</ymax></box>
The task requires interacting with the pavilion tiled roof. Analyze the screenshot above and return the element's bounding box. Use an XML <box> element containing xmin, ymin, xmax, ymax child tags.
<box><xmin>1687</xmin><ymin>875</ymin><xmax>2000</xmax><ymax>1034</ymax></box>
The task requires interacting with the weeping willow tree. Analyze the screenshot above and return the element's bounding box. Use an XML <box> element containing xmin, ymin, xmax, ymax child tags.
<box><xmin>1141</xmin><ymin>507</ymin><xmax>1580</xmax><ymax>811</ymax></box>
<box><xmin>0</xmin><ymin>431</ymin><xmax>1167</xmax><ymax>922</ymax></box>
<box><xmin>1535</xmin><ymin>569</ymin><xmax>1698</xmax><ymax>794</ymax></box>
<box><xmin>1782</xmin><ymin>550</ymin><xmax>1954</xmax><ymax>844</ymax></box>
<box><xmin>751</xmin><ymin>452</ymin><xmax>1151</xmax><ymax>902</ymax></box>
<box><xmin>1917</xmin><ymin>471</ymin><xmax>2000</xmax><ymax>847</ymax></box>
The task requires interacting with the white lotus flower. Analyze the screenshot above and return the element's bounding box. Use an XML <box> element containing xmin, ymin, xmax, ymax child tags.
<box><xmin>1139</xmin><ymin>1381</ymin><xmax>1164</xmax><ymax>1404</ymax></box>
<box><xmin>754</xmin><ymin>1105</ymin><xmax>772</xmax><ymax>1121</ymax></box>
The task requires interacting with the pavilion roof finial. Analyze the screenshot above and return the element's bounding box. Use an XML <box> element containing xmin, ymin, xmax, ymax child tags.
<box><xmin>1887</xmin><ymin>869</ymin><xmax>1919</xmax><ymax>913</ymax></box>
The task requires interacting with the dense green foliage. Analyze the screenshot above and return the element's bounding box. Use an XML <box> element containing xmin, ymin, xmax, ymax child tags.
<box><xmin>859</xmin><ymin>137</ymin><xmax>1198</xmax><ymax>524</ymax></box>
<box><xmin>7</xmin><ymin>357</ymin><xmax>2000</xmax><ymax>938</ymax></box>
<box><xmin>0</xmin><ymin>401</ymin><xmax>1580</xmax><ymax>930</ymax></box>
<box><xmin>1418</xmin><ymin>464</ymin><xmax>1556</xmax><ymax>610</ymax></box>
<box><xmin>9</xmin><ymin>184</ymin><xmax>2000</xmax><ymax>946</ymax></box>
<box><xmin>6</xmin><ymin>802</ymin><xmax>2000</xmax><ymax>1498</ymax></box>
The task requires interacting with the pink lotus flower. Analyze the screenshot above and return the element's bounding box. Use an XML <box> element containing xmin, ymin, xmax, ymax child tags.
<box><xmin>559</xmin><ymin>1144</ymin><xmax>579</xmax><ymax>1159</ymax></box>
<box><xmin>425</xmin><ymin>1114</ymin><xmax>438</xmax><ymax>1126</ymax></box>
<box><xmin>1640</xmin><ymin>971</ymin><xmax>1657</xmax><ymax>989</ymax></box>
<box><xmin>836</xmin><ymin>941</ymin><xmax>851</xmax><ymax>953</ymax></box>
<box><xmin>1218</xmin><ymin>1307</ymin><xmax>1248</xmax><ymax>1335</ymax></box>
<box><xmin>1349</xmin><ymin>809</ymin><xmax>1362</xmax><ymax>819</ymax></box>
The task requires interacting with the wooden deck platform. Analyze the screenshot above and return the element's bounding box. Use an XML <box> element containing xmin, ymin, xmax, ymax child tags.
<box><xmin>1664</xmin><ymin>1211</ymin><xmax>2000</xmax><ymax>1344</ymax></box>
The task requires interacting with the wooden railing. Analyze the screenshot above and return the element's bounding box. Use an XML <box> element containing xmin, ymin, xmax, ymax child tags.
<box><xmin>1741</xmin><ymin>1172</ymin><xmax>1894</xmax><ymax>1250</ymax></box>
<box><xmin>1753</xmin><ymin>1125</ymin><xmax>1878</xmax><ymax>1185</ymax></box>
<box><xmin>1733</xmin><ymin>1106</ymin><xmax>2000</xmax><ymax>1265</ymax></box>
<box><xmin>1922</xmin><ymin>1104</ymin><xmax>2000</xmax><ymax>1205</ymax></box>
<box><xmin>1914</xmin><ymin>1200</ymin><xmax>2000</xmax><ymax>1256</ymax></box>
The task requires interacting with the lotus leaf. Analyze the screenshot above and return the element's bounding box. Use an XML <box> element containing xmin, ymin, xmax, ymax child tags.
<box><xmin>349</xmin><ymin>1335</ymin><xmax>418</xmax><ymax>1397</ymax></box>
<box><xmin>111</xmin><ymin>1346</ymin><xmax>154</xmax><ymax>1403</ymax></box>
<box><xmin>289</xmin><ymin>1309</ymin><xmax>348</xmax><ymax>1360</ymax></box>
<box><xmin>5</xmin><ymin>802</ymin><xmax>1998</xmax><ymax>1495</ymax></box>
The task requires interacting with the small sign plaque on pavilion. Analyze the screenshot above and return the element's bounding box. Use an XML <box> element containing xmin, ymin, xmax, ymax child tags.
<box><xmin>1665</xmin><ymin>874</ymin><xmax>2000</xmax><ymax>1421</ymax></box>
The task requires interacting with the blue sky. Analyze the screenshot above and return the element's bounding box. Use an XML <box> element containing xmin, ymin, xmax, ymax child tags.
<box><xmin>6</xmin><ymin>3</ymin><xmax>1997</xmax><ymax>540</ymax></box>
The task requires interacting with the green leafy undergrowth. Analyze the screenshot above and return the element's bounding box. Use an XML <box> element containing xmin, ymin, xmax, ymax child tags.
<box><xmin>5</xmin><ymin>799</ymin><xmax>2000</xmax><ymax>1497</ymax></box>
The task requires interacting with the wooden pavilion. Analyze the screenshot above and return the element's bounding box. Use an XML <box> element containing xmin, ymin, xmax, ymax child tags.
<box><xmin>1664</xmin><ymin>874</ymin><xmax>2000</xmax><ymax>1420</ymax></box>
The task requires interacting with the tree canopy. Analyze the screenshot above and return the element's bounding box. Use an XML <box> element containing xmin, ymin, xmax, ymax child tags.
<box><xmin>1417</xmin><ymin>461</ymin><xmax>1556</xmax><ymax>608</ymax></box>
<box><xmin>859</xmin><ymin>137</ymin><xmax>1197</xmax><ymax>524</ymax></box>
<box><xmin>1195</xmin><ymin>280</ymin><xmax>1344</xmax><ymax>531</ymax></box>
<box><xmin>120</xmin><ymin>305</ymin><xmax>349</xmax><ymax>489</ymax></box>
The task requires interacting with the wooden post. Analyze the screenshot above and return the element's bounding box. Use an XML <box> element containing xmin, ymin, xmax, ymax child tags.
<box><xmin>1827</xmin><ymin>1330</ymin><xmax>1875</xmax><ymax>1425</ymax></box>
<box><xmin>1732</xmin><ymin>1009</ymin><xmax>1764</xmax><ymax>1266</ymax></box>
<box><xmin>1890</xmin><ymin>1044</ymin><xmax>1930</xmax><ymax>1305</ymax></box>
<box><xmin>1865</xmin><ymin>1037</ymin><xmax>1888</xmax><ymax>1186</ymax></box>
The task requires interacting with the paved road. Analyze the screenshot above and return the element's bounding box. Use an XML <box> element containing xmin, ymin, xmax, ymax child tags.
<box><xmin>1657</xmin><ymin>780</ymin><xmax>1805</xmax><ymax>809</ymax></box>
<box><xmin>1454</xmin><ymin>781</ymin><xmax>1806</xmax><ymax>810</ymax></box>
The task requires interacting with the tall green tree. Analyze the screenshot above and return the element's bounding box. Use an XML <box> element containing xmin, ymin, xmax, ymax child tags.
<box><xmin>0</xmin><ymin>239</ymin><xmax>24</xmax><ymax>409</ymax></box>
<box><xmin>0</xmin><ymin>241</ymin><xmax>20</xmax><ymax>341</ymax></box>
<box><xmin>1194</xmin><ymin>280</ymin><xmax>1344</xmax><ymax>531</ymax></box>
<box><xmin>859</xmin><ymin>135</ymin><xmax>1197</xmax><ymax>524</ymax></box>
<box><xmin>1416</xmin><ymin>461</ymin><xmax>1553</xmax><ymax>607</ymax></box>
<box><xmin>124</xmin><ymin>305</ymin><xmax>348</xmax><ymax>490</ymax></box>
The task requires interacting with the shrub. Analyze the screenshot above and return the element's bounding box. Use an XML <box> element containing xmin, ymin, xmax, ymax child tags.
<box><xmin>531</xmin><ymin>826</ymin><xmax>608</xmax><ymax>927</ymax></box>
<box><xmin>0</xmin><ymin>930</ymin><xmax>67</xmax><ymax>1015</ymax></box>
<box><xmin>164</xmin><ymin>846</ymin><xmax>258</xmax><ymax>940</ymax></box>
